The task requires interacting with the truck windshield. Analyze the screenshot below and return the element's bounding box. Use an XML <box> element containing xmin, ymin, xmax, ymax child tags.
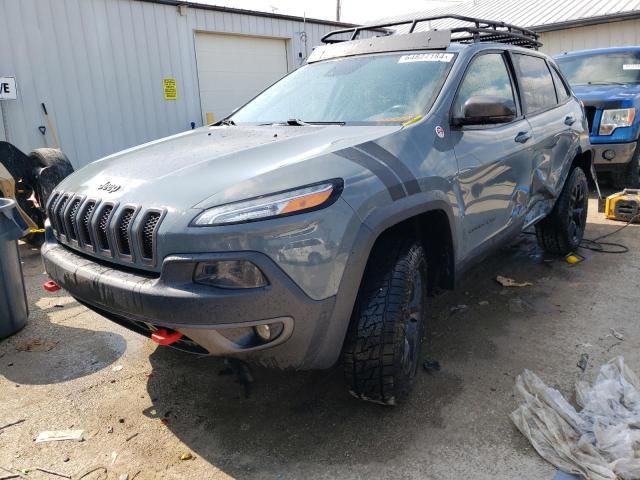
<box><xmin>230</xmin><ymin>52</ymin><xmax>455</xmax><ymax>125</ymax></box>
<box><xmin>556</xmin><ymin>52</ymin><xmax>640</xmax><ymax>85</ymax></box>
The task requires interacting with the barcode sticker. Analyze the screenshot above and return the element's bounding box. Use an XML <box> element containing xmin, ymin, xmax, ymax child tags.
<box><xmin>398</xmin><ymin>53</ymin><xmax>454</xmax><ymax>63</ymax></box>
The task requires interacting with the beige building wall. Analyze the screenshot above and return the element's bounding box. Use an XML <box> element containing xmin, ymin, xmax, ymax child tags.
<box><xmin>540</xmin><ymin>18</ymin><xmax>640</xmax><ymax>55</ymax></box>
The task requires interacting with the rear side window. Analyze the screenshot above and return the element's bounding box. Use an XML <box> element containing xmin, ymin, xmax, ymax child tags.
<box><xmin>453</xmin><ymin>53</ymin><xmax>516</xmax><ymax>119</ymax></box>
<box><xmin>550</xmin><ymin>66</ymin><xmax>571</xmax><ymax>103</ymax></box>
<box><xmin>513</xmin><ymin>54</ymin><xmax>558</xmax><ymax>114</ymax></box>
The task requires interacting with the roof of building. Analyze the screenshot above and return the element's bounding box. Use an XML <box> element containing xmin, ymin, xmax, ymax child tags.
<box><xmin>138</xmin><ymin>0</ymin><xmax>355</xmax><ymax>27</ymax></box>
<box><xmin>365</xmin><ymin>0</ymin><xmax>640</xmax><ymax>33</ymax></box>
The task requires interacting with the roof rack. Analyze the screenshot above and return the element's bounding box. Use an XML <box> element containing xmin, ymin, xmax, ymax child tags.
<box><xmin>321</xmin><ymin>14</ymin><xmax>542</xmax><ymax>50</ymax></box>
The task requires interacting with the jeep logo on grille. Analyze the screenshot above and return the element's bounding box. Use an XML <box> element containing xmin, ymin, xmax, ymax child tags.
<box><xmin>98</xmin><ymin>181</ymin><xmax>122</xmax><ymax>193</ymax></box>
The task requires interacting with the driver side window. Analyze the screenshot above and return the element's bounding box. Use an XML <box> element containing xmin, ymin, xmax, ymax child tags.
<box><xmin>453</xmin><ymin>53</ymin><xmax>516</xmax><ymax>120</ymax></box>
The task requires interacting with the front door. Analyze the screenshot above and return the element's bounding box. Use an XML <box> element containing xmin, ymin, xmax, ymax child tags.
<box><xmin>450</xmin><ymin>51</ymin><xmax>534</xmax><ymax>259</ymax></box>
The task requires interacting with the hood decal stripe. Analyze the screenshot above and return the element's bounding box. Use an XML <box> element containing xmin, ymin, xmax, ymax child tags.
<box><xmin>356</xmin><ymin>142</ymin><xmax>422</xmax><ymax>196</ymax></box>
<box><xmin>334</xmin><ymin>147</ymin><xmax>405</xmax><ymax>201</ymax></box>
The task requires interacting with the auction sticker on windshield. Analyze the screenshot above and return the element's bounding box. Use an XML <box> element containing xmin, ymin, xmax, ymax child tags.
<box><xmin>398</xmin><ymin>53</ymin><xmax>454</xmax><ymax>63</ymax></box>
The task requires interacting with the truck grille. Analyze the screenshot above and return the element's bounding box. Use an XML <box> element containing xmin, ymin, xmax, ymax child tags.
<box><xmin>47</xmin><ymin>192</ymin><xmax>164</xmax><ymax>266</ymax></box>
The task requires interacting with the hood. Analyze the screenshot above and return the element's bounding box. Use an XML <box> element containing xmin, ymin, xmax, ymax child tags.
<box><xmin>56</xmin><ymin>124</ymin><xmax>400</xmax><ymax>210</ymax></box>
<box><xmin>571</xmin><ymin>83</ymin><xmax>640</xmax><ymax>108</ymax></box>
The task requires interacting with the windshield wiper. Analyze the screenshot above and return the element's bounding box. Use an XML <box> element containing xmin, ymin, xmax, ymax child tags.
<box><xmin>577</xmin><ymin>81</ymin><xmax>626</xmax><ymax>86</ymax></box>
<box><xmin>217</xmin><ymin>118</ymin><xmax>236</xmax><ymax>126</ymax></box>
<box><xmin>259</xmin><ymin>119</ymin><xmax>346</xmax><ymax>126</ymax></box>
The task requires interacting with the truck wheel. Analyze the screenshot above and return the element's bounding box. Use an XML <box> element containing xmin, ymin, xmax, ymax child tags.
<box><xmin>343</xmin><ymin>237</ymin><xmax>427</xmax><ymax>405</ymax></box>
<box><xmin>535</xmin><ymin>167</ymin><xmax>588</xmax><ymax>256</ymax></box>
<box><xmin>611</xmin><ymin>148</ymin><xmax>640</xmax><ymax>189</ymax></box>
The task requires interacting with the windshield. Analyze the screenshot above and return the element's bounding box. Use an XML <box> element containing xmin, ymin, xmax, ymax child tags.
<box><xmin>556</xmin><ymin>51</ymin><xmax>640</xmax><ymax>85</ymax></box>
<box><xmin>230</xmin><ymin>52</ymin><xmax>455</xmax><ymax>125</ymax></box>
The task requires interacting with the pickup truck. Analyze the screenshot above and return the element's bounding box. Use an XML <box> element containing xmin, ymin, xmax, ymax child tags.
<box><xmin>556</xmin><ymin>47</ymin><xmax>640</xmax><ymax>189</ymax></box>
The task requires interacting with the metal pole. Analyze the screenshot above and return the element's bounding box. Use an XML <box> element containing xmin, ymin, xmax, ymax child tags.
<box><xmin>336</xmin><ymin>0</ymin><xmax>341</xmax><ymax>22</ymax></box>
<box><xmin>0</xmin><ymin>101</ymin><xmax>8</xmax><ymax>142</ymax></box>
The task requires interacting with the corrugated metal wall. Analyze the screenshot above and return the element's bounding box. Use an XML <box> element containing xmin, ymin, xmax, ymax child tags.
<box><xmin>539</xmin><ymin>18</ymin><xmax>640</xmax><ymax>55</ymax></box>
<box><xmin>0</xmin><ymin>0</ymin><xmax>340</xmax><ymax>167</ymax></box>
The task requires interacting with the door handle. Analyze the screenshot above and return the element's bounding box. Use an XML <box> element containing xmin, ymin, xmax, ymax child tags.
<box><xmin>515</xmin><ymin>131</ymin><xmax>532</xmax><ymax>144</ymax></box>
<box><xmin>564</xmin><ymin>116</ymin><xmax>576</xmax><ymax>126</ymax></box>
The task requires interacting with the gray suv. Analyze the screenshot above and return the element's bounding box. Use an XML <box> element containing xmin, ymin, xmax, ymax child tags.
<box><xmin>42</xmin><ymin>16</ymin><xmax>592</xmax><ymax>405</ymax></box>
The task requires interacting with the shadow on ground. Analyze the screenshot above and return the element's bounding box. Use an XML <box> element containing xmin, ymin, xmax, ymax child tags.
<box><xmin>0</xmin><ymin>244</ymin><xmax>127</xmax><ymax>385</ymax></box>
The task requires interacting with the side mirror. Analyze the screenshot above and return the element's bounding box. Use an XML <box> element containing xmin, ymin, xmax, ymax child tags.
<box><xmin>455</xmin><ymin>95</ymin><xmax>516</xmax><ymax>126</ymax></box>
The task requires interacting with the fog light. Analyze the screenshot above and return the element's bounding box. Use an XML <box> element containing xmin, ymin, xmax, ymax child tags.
<box><xmin>254</xmin><ymin>322</ymin><xmax>284</xmax><ymax>342</ymax></box>
<box><xmin>603</xmin><ymin>149</ymin><xmax>616</xmax><ymax>161</ymax></box>
<box><xmin>194</xmin><ymin>261</ymin><xmax>267</xmax><ymax>289</ymax></box>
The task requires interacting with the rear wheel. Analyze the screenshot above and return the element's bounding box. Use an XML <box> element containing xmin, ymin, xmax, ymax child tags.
<box><xmin>536</xmin><ymin>167</ymin><xmax>589</xmax><ymax>255</ymax></box>
<box><xmin>343</xmin><ymin>236</ymin><xmax>427</xmax><ymax>405</ymax></box>
<box><xmin>29</xmin><ymin>148</ymin><xmax>74</xmax><ymax>207</ymax></box>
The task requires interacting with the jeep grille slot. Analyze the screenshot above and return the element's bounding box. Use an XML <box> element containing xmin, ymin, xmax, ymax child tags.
<box><xmin>47</xmin><ymin>193</ymin><xmax>60</xmax><ymax>233</ymax></box>
<box><xmin>96</xmin><ymin>205</ymin><xmax>113</xmax><ymax>251</ymax></box>
<box><xmin>55</xmin><ymin>194</ymin><xmax>70</xmax><ymax>238</ymax></box>
<box><xmin>141</xmin><ymin>212</ymin><xmax>161</xmax><ymax>260</ymax></box>
<box><xmin>79</xmin><ymin>201</ymin><xmax>96</xmax><ymax>246</ymax></box>
<box><xmin>66</xmin><ymin>198</ymin><xmax>82</xmax><ymax>241</ymax></box>
<box><xmin>118</xmin><ymin>208</ymin><xmax>135</xmax><ymax>256</ymax></box>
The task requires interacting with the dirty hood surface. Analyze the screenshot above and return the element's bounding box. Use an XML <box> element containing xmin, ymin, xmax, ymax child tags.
<box><xmin>56</xmin><ymin>124</ymin><xmax>399</xmax><ymax>210</ymax></box>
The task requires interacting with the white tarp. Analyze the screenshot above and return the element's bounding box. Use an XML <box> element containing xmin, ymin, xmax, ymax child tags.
<box><xmin>512</xmin><ymin>357</ymin><xmax>640</xmax><ymax>480</ymax></box>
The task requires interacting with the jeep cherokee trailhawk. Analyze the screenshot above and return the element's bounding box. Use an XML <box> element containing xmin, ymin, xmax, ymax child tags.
<box><xmin>42</xmin><ymin>15</ymin><xmax>592</xmax><ymax>404</ymax></box>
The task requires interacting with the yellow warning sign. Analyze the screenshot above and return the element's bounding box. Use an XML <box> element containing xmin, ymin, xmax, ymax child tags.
<box><xmin>163</xmin><ymin>78</ymin><xmax>177</xmax><ymax>100</ymax></box>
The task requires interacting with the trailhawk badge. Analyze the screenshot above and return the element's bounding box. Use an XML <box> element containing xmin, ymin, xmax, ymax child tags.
<box><xmin>435</xmin><ymin>126</ymin><xmax>445</xmax><ymax>138</ymax></box>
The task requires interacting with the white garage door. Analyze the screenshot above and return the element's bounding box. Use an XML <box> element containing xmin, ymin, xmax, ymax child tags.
<box><xmin>195</xmin><ymin>32</ymin><xmax>288</xmax><ymax>123</ymax></box>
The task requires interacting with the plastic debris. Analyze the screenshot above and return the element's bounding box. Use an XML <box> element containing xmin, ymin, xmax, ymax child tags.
<box><xmin>478</xmin><ymin>300</ymin><xmax>490</xmax><ymax>306</ymax></box>
<box><xmin>610</xmin><ymin>329</ymin><xmax>625</xmax><ymax>341</ymax></box>
<box><xmin>496</xmin><ymin>275</ymin><xmax>533</xmax><ymax>288</ymax></box>
<box><xmin>565</xmin><ymin>253</ymin><xmax>585</xmax><ymax>265</ymax></box>
<box><xmin>35</xmin><ymin>430</ymin><xmax>84</xmax><ymax>443</ymax></box>
<box><xmin>180</xmin><ymin>452</ymin><xmax>193</xmax><ymax>461</ymax></box>
<box><xmin>511</xmin><ymin>357</ymin><xmax>640</xmax><ymax>480</ymax></box>
<box><xmin>112</xmin><ymin>365</ymin><xmax>123</xmax><ymax>372</ymax></box>
<box><xmin>577</xmin><ymin>353</ymin><xmax>589</xmax><ymax>372</ymax></box>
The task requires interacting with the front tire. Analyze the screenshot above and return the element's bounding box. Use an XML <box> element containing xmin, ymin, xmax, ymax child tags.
<box><xmin>611</xmin><ymin>147</ymin><xmax>640</xmax><ymax>189</ymax></box>
<box><xmin>536</xmin><ymin>167</ymin><xmax>589</xmax><ymax>255</ymax></box>
<box><xmin>343</xmin><ymin>237</ymin><xmax>427</xmax><ymax>405</ymax></box>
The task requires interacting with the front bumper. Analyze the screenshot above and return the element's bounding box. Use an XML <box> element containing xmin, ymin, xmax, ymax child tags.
<box><xmin>591</xmin><ymin>141</ymin><xmax>637</xmax><ymax>167</ymax></box>
<box><xmin>42</xmin><ymin>240</ymin><xmax>346</xmax><ymax>369</ymax></box>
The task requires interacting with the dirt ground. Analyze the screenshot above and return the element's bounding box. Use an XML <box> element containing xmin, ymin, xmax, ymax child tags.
<box><xmin>1</xmin><ymin>197</ymin><xmax>639</xmax><ymax>480</ymax></box>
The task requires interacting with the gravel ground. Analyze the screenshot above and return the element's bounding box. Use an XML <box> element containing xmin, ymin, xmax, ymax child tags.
<box><xmin>1</xmin><ymin>197</ymin><xmax>639</xmax><ymax>480</ymax></box>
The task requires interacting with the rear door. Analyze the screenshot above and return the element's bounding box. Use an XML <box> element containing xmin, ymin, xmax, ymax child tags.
<box><xmin>511</xmin><ymin>53</ymin><xmax>582</xmax><ymax>215</ymax></box>
<box><xmin>451</xmin><ymin>51</ymin><xmax>534</xmax><ymax>259</ymax></box>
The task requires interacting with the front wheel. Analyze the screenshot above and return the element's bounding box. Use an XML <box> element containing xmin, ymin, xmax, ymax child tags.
<box><xmin>343</xmin><ymin>237</ymin><xmax>427</xmax><ymax>405</ymax></box>
<box><xmin>536</xmin><ymin>167</ymin><xmax>589</xmax><ymax>255</ymax></box>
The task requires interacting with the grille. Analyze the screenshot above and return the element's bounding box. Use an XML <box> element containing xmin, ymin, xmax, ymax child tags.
<box><xmin>66</xmin><ymin>198</ymin><xmax>82</xmax><ymax>241</ymax></box>
<box><xmin>584</xmin><ymin>106</ymin><xmax>597</xmax><ymax>133</ymax></box>
<box><xmin>79</xmin><ymin>201</ymin><xmax>96</xmax><ymax>246</ymax></box>
<box><xmin>141</xmin><ymin>212</ymin><xmax>161</xmax><ymax>260</ymax></box>
<box><xmin>96</xmin><ymin>205</ymin><xmax>113</xmax><ymax>250</ymax></box>
<box><xmin>614</xmin><ymin>201</ymin><xmax>638</xmax><ymax>221</ymax></box>
<box><xmin>49</xmin><ymin>192</ymin><xmax>163</xmax><ymax>265</ymax></box>
<box><xmin>55</xmin><ymin>195</ymin><xmax>70</xmax><ymax>237</ymax></box>
<box><xmin>117</xmin><ymin>208</ymin><xmax>135</xmax><ymax>255</ymax></box>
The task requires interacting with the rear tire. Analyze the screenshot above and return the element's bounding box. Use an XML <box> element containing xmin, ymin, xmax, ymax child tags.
<box><xmin>611</xmin><ymin>147</ymin><xmax>640</xmax><ymax>189</ymax></box>
<box><xmin>28</xmin><ymin>148</ymin><xmax>74</xmax><ymax>207</ymax></box>
<box><xmin>535</xmin><ymin>167</ymin><xmax>589</xmax><ymax>255</ymax></box>
<box><xmin>343</xmin><ymin>237</ymin><xmax>427</xmax><ymax>405</ymax></box>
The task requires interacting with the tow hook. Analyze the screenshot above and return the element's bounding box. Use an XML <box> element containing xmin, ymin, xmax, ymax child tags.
<box><xmin>43</xmin><ymin>280</ymin><xmax>61</xmax><ymax>292</ymax></box>
<box><xmin>151</xmin><ymin>329</ymin><xmax>183</xmax><ymax>346</ymax></box>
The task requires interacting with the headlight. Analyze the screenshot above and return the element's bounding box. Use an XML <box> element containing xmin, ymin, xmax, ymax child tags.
<box><xmin>192</xmin><ymin>179</ymin><xmax>342</xmax><ymax>226</ymax></box>
<box><xmin>599</xmin><ymin>108</ymin><xmax>636</xmax><ymax>135</ymax></box>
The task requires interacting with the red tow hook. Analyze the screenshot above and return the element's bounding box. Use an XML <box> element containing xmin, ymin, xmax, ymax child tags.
<box><xmin>151</xmin><ymin>329</ymin><xmax>183</xmax><ymax>346</ymax></box>
<box><xmin>43</xmin><ymin>280</ymin><xmax>61</xmax><ymax>292</ymax></box>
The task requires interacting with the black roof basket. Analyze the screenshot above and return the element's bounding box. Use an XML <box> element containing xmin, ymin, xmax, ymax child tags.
<box><xmin>321</xmin><ymin>14</ymin><xmax>542</xmax><ymax>50</ymax></box>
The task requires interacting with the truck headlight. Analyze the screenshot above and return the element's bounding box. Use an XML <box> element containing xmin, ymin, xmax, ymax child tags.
<box><xmin>599</xmin><ymin>108</ymin><xmax>635</xmax><ymax>135</ymax></box>
<box><xmin>192</xmin><ymin>179</ymin><xmax>342</xmax><ymax>226</ymax></box>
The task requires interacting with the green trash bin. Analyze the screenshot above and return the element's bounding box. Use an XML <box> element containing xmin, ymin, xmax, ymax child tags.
<box><xmin>0</xmin><ymin>198</ymin><xmax>29</xmax><ymax>338</ymax></box>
